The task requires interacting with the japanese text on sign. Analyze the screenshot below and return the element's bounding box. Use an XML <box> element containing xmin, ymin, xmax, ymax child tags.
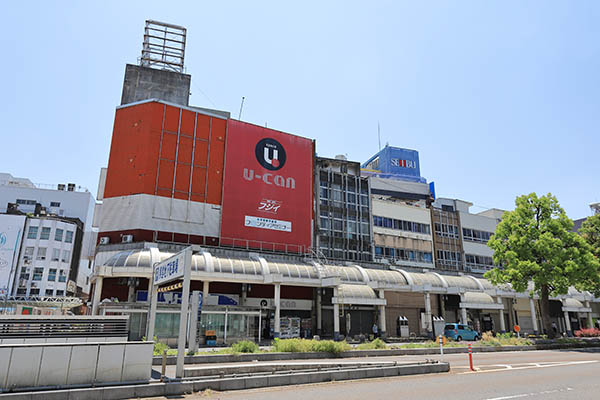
<box><xmin>245</xmin><ymin>216</ymin><xmax>291</xmax><ymax>232</ymax></box>
<box><xmin>154</xmin><ymin>254</ymin><xmax>185</xmax><ymax>285</ymax></box>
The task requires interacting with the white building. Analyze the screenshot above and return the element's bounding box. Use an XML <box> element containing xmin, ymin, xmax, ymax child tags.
<box><xmin>0</xmin><ymin>173</ymin><xmax>96</xmax><ymax>295</ymax></box>
<box><xmin>14</xmin><ymin>216</ymin><xmax>79</xmax><ymax>297</ymax></box>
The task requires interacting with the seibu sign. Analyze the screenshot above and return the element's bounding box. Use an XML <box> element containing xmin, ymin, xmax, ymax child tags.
<box><xmin>220</xmin><ymin>120</ymin><xmax>313</xmax><ymax>252</ymax></box>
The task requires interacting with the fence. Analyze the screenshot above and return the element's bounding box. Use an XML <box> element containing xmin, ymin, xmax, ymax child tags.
<box><xmin>0</xmin><ymin>341</ymin><xmax>153</xmax><ymax>391</ymax></box>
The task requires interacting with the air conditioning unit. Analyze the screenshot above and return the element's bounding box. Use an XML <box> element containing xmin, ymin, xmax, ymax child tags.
<box><xmin>122</xmin><ymin>234</ymin><xmax>133</xmax><ymax>243</ymax></box>
<box><xmin>67</xmin><ymin>183</ymin><xmax>76</xmax><ymax>192</ymax></box>
<box><xmin>99</xmin><ymin>237</ymin><xmax>110</xmax><ymax>245</ymax></box>
<box><xmin>57</xmin><ymin>184</ymin><xmax>66</xmax><ymax>191</ymax></box>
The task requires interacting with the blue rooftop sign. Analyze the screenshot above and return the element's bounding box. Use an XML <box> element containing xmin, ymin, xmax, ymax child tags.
<box><xmin>362</xmin><ymin>145</ymin><xmax>426</xmax><ymax>183</ymax></box>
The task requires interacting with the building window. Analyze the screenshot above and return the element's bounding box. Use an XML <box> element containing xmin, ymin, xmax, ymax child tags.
<box><xmin>50</xmin><ymin>201</ymin><xmax>61</xmax><ymax>207</ymax></box>
<box><xmin>36</xmin><ymin>247</ymin><xmax>47</xmax><ymax>260</ymax></box>
<box><xmin>62</xmin><ymin>250</ymin><xmax>70</xmax><ymax>263</ymax></box>
<box><xmin>23</xmin><ymin>247</ymin><xmax>34</xmax><ymax>262</ymax></box>
<box><xmin>65</xmin><ymin>231</ymin><xmax>74</xmax><ymax>243</ymax></box>
<box><xmin>27</xmin><ymin>226</ymin><xmax>38</xmax><ymax>239</ymax></box>
<box><xmin>40</xmin><ymin>227</ymin><xmax>51</xmax><ymax>240</ymax></box>
<box><xmin>51</xmin><ymin>249</ymin><xmax>60</xmax><ymax>261</ymax></box>
<box><xmin>32</xmin><ymin>268</ymin><xmax>43</xmax><ymax>281</ymax></box>
<box><xmin>45</xmin><ymin>289</ymin><xmax>54</xmax><ymax>296</ymax></box>
<box><xmin>17</xmin><ymin>199</ymin><xmax>36</xmax><ymax>205</ymax></box>
<box><xmin>30</xmin><ymin>288</ymin><xmax>40</xmax><ymax>296</ymax></box>
<box><xmin>55</xmin><ymin>228</ymin><xmax>64</xmax><ymax>241</ymax></box>
<box><xmin>55</xmin><ymin>290</ymin><xmax>64</xmax><ymax>296</ymax></box>
<box><xmin>462</xmin><ymin>228</ymin><xmax>493</xmax><ymax>244</ymax></box>
<box><xmin>16</xmin><ymin>288</ymin><xmax>26</xmax><ymax>296</ymax></box>
<box><xmin>19</xmin><ymin>267</ymin><xmax>29</xmax><ymax>281</ymax></box>
<box><xmin>48</xmin><ymin>268</ymin><xmax>57</xmax><ymax>281</ymax></box>
<box><xmin>58</xmin><ymin>270</ymin><xmax>67</xmax><ymax>283</ymax></box>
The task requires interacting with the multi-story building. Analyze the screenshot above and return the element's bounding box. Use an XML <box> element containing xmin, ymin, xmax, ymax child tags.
<box><xmin>430</xmin><ymin>198</ymin><xmax>465</xmax><ymax>271</ymax></box>
<box><xmin>0</xmin><ymin>173</ymin><xmax>96</xmax><ymax>295</ymax></box>
<box><xmin>314</xmin><ymin>156</ymin><xmax>372</xmax><ymax>261</ymax></box>
<box><xmin>0</xmin><ymin>213</ymin><xmax>81</xmax><ymax>299</ymax></box>
<box><xmin>460</xmin><ymin>207</ymin><xmax>503</xmax><ymax>274</ymax></box>
<box><xmin>362</xmin><ymin>146</ymin><xmax>435</xmax><ymax>270</ymax></box>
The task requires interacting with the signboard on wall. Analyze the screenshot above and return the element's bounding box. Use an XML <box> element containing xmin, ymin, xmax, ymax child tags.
<box><xmin>0</xmin><ymin>215</ymin><xmax>26</xmax><ymax>297</ymax></box>
<box><xmin>220</xmin><ymin>120</ymin><xmax>313</xmax><ymax>252</ymax></box>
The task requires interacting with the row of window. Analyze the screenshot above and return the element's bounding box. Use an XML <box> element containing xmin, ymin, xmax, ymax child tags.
<box><xmin>20</xmin><ymin>267</ymin><xmax>68</xmax><ymax>282</ymax></box>
<box><xmin>27</xmin><ymin>226</ymin><xmax>73</xmax><ymax>242</ymax></box>
<box><xmin>462</xmin><ymin>228</ymin><xmax>493</xmax><ymax>243</ymax></box>
<box><xmin>318</xmin><ymin>248</ymin><xmax>372</xmax><ymax>261</ymax></box>
<box><xmin>319</xmin><ymin>218</ymin><xmax>370</xmax><ymax>234</ymax></box>
<box><xmin>434</xmin><ymin>223</ymin><xmax>460</xmax><ymax>239</ymax></box>
<box><xmin>23</xmin><ymin>247</ymin><xmax>70</xmax><ymax>263</ymax></box>
<box><xmin>375</xmin><ymin>246</ymin><xmax>434</xmax><ymax>263</ymax></box>
<box><xmin>436</xmin><ymin>250</ymin><xmax>463</xmax><ymax>263</ymax></box>
<box><xmin>465</xmin><ymin>254</ymin><xmax>494</xmax><ymax>267</ymax></box>
<box><xmin>373</xmin><ymin>216</ymin><xmax>432</xmax><ymax>235</ymax></box>
<box><xmin>17</xmin><ymin>199</ymin><xmax>62</xmax><ymax>208</ymax></box>
<box><xmin>16</xmin><ymin>288</ymin><xmax>65</xmax><ymax>296</ymax></box>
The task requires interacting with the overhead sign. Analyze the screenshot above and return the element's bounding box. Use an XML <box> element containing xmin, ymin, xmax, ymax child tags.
<box><xmin>220</xmin><ymin>120</ymin><xmax>313</xmax><ymax>252</ymax></box>
<box><xmin>153</xmin><ymin>250</ymin><xmax>186</xmax><ymax>286</ymax></box>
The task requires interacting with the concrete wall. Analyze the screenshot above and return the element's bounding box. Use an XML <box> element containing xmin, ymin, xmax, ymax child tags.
<box><xmin>0</xmin><ymin>341</ymin><xmax>152</xmax><ymax>391</ymax></box>
<box><xmin>121</xmin><ymin>64</ymin><xmax>191</xmax><ymax>106</ymax></box>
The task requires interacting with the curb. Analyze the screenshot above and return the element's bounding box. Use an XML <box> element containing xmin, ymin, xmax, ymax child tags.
<box><xmin>0</xmin><ymin>362</ymin><xmax>449</xmax><ymax>400</ymax></box>
<box><xmin>152</xmin><ymin>341</ymin><xmax>600</xmax><ymax>365</ymax></box>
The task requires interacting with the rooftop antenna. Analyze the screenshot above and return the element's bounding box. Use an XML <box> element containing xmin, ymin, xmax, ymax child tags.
<box><xmin>378</xmin><ymin>122</ymin><xmax>381</xmax><ymax>151</ymax></box>
<box><xmin>238</xmin><ymin>96</ymin><xmax>245</xmax><ymax>120</ymax></box>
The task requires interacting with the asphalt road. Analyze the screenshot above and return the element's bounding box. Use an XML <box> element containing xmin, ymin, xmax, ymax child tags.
<box><xmin>165</xmin><ymin>348</ymin><xmax>600</xmax><ymax>400</ymax></box>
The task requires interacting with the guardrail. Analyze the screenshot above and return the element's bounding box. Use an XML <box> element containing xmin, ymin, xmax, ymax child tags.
<box><xmin>0</xmin><ymin>316</ymin><xmax>129</xmax><ymax>339</ymax></box>
<box><xmin>0</xmin><ymin>341</ymin><xmax>153</xmax><ymax>392</ymax></box>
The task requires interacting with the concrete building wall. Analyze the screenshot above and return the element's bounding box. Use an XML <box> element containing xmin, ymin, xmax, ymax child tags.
<box><xmin>120</xmin><ymin>64</ymin><xmax>191</xmax><ymax>106</ymax></box>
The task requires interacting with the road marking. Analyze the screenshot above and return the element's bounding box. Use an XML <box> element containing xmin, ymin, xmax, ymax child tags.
<box><xmin>484</xmin><ymin>387</ymin><xmax>573</xmax><ymax>400</ymax></box>
<box><xmin>458</xmin><ymin>360</ymin><xmax>598</xmax><ymax>374</ymax></box>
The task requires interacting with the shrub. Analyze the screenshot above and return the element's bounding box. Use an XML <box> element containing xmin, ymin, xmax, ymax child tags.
<box><xmin>232</xmin><ymin>340</ymin><xmax>260</xmax><ymax>353</ymax></box>
<box><xmin>574</xmin><ymin>328</ymin><xmax>600</xmax><ymax>337</ymax></box>
<box><xmin>271</xmin><ymin>338</ymin><xmax>350</xmax><ymax>354</ymax></box>
<box><xmin>144</xmin><ymin>336</ymin><xmax>171</xmax><ymax>356</ymax></box>
<box><xmin>356</xmin><ymin>338</ymin><xmax>387</xmax><ymax>350</ymax></box>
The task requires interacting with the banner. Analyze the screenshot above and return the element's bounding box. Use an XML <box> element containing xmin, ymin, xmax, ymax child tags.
<box><xmin>0</xmin><ymin>215</ymin><xmax>26</xmax><ymax>297</ymax></box>
<box><xmin>220</xmin><ymin>120</ymin><xmax>313</xmax><ymax>252</ymax></box>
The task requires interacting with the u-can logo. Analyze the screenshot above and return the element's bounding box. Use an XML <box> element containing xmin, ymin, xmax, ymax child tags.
<box><xmin>256</xmin><ymin>138</ymin><xmax>286</xmax><ymax>171</ymax></box>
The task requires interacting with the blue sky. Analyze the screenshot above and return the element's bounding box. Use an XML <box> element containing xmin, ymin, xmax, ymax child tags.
<box><xmin>2</xmin><ymin>1</ymin><xmax>598</xmax><ymax>218</ymax></box>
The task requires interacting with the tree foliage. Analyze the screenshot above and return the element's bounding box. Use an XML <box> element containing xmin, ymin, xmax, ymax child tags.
<box><xmin>580</xmin><ymin>213</ymin><xmax>600</xmax><ymax>259</ymax></box>
<box><xmin>485</xmin><ymin>193</ymin><xmax>600</xmax><ymax>298</ymax></box>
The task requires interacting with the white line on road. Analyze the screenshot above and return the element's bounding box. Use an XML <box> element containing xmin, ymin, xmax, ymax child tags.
<box><xmin>484</xmin><ymin>387</ymin><xmax>573</xmax><ymax>400</ymax></box>
<box><xmin>458</xmin><ymin>360</ymin><xmax>598</xmax><ymax>374</ymax></box>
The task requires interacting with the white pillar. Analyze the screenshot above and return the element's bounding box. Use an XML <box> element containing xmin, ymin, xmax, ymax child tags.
<box><xmin>333</xmin><ymin>287</ymin><xmax>340</xmax><ymax>340</ymax></box>
<box><xmin>498</xmin><ymin>297</ymin><xmax>506</xmax><ymax>333</ymax></box>
<box><xmin>529</xmin><ymin>298</ymin><xmax>539</xmax><ymax>334</ymax></box>
<box><xmin>202</xmin><ymin>281</ymin><xmax>210</xmax><ymax>301</ymax></box>
<box><xmin>424</xmin><ymin>292</ymin><xmax>432</xmax><ymax>338</ymax></box>
<box><xmin>586</xmin><ymin>302</ymin><xmax>594</xmax><ymax>329</ymax></box>
<box><xmin>241</xmin><ymin>284</ymin><xmax>247</xmax><ymax>306</ymax></box>
<box><xmin>189</xmin><ymin>290</ymin><xmax>200</xmax><ymax>354</ymax></box>
<box><xmin>317</xmin><ymin>289</ymin><xmax>322</xmax><ymax>335</ymax></box>
<box><xmin>379</xmin><ymin>289</ymin><xmax>386</xmax><ymax>338</ymax></box>
<box><xmin>563</xmin><ymin>309</ymin><xmax>572</xmax><ymax>336</ymax></box>
<box><xmin>91</xmin><ymin>276</ymin><xmax>103</xmax><ymax>316</ymax></box>
<box><xmin>460</xmin><ymin>307</ymin><xmax>468</xmax><ymax>325</ymax></box>
<box><xmin>274</xmin><ymin>283</ymin><xmax>281</xmax><ymax>338</ymax></box>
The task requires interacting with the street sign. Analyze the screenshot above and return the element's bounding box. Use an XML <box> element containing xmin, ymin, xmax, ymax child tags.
<box><xmin>514</xmin><ymin>325</ymin><xmax>521</xmax><ymax>333</ymax></box>
<box><xmin>153</xmin><ymin>251</ymin><xmax>186</xmax><ymax>286</ymax></box>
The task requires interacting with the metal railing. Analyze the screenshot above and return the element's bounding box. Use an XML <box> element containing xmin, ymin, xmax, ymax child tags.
<box><xmin>0</xmin><ymin>316</ymin><xmax>129</xmax><ymax>338</ymax></box>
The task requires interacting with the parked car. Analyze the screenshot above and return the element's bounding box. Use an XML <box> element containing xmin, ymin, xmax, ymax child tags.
<box><xmin>443</xmin><ymin>323</ymin><xmax>479</xmax><ymax>341</ymax></box>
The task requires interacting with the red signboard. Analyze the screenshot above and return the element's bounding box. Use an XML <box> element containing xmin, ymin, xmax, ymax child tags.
<box><xmin>220</xmin><ymin>120</ymin><xmax>313</xmax><ymax>252</ymax></box>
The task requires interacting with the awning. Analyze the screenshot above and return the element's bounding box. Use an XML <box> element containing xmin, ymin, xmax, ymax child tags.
<box><xmin>562</xmin><ymin>298</ymin><xmax>592</xmax><ymax>313</ymax></box>
<box><xmin>332</xmin><ymin>284</ymin><xmax>386</xmax><ymax>306</ymax></box>
<box><xmin>460</xmin><ymin>292</ymin><xmax>503</xmax><ymax>310</ymax></box>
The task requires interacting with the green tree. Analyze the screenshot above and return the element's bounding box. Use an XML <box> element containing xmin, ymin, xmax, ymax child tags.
<box><xmin>484</xmin><ymin>193</ymin><xmax>600</xmax><ymax>338</ymax></box>
<box><xmin>580</xmin><ymin>213</ymin><xmax>600</xmax><ymax>259</ymax></box>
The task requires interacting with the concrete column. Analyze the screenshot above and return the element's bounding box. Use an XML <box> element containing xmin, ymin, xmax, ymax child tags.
<box><xmin>241</xmin><ymin>284</ymin><xmax>247</xmax><ymax>306</ymax></box>
<box><xmin>586</xmin><ymin>302</ymin><xmax>594</xmax><ymax>329</ymax></box>
<box><xmin>317</xmin><ymin>289</ymin><xmax>322</xmax><ymax>335</ymax></box>
<box><xmin>498</xmin><ymin>297</ymin><xmax>506</xmax><ymax>333</ymax></box>
<box><xmin>91</xmin><ymin>276</ymin><xmax>103</xmax><ymax>316</ymax></box>
<box><xmin>529</xmin><ymin>298</ymin><xmax>539</xmax><ymax>335</ymax></box>
<box><xmin>424</xmin><ymin>292</ymin><xmax>432</xmax><ymax>338</ymax></box>
<box><xmin>274</xmin><ymin>283</ymin><xmax>281</xmax><ymax>338</ymax></box>
<box><xmin>333</xmin><ymin>287</ymin><xmax>340</xmax><ymax>340</ymax></box>
<box><xmin>507</xmin><ymin>299</ymin><xmax>515</xmax><ymax>330</ymax></box>
<box><xmin>127</xmin><ymin>282</ymin><xmax>136</xmax><ymax>303</ymax></box>
<box><xmin>460</xmin><ymin>307</ymin><xmax>468</xmax><ymax>325</ymax></box>
<box><xmin>379</xmin><ymin>289</ymin><xmax>386</xmax><ymax>338</ymax></box>
<box><xmin>202</xmin><ymin>281</ymin><xmax>210</xmax><ymax>300</ymax></box>
<box><xmin>563</xmin><ymin>310</ymin><xmax>572</xmax><ymax>337</ymax></box>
